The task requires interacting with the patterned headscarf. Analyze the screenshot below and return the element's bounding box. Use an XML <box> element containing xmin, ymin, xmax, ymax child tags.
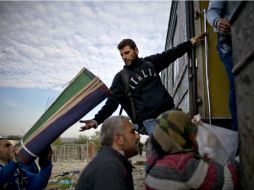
<box><xmin>152</xmin><ymin>110</ymin><xmax>197</xmax><ymax>154</ymax></box>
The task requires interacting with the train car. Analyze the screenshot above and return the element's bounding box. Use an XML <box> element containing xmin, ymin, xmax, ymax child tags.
<box><xmin>229</xmin><ymin>1</ymin><xmax>254</xmax><ymax>189</ymax></box>
<box><xmin>162</xmin><ymin>0</ymin><xmax>232</xmax><ymax>128</ymax></box>
<box><xmin>161</xmin><ymin>1</ymin><xmax>253</xmax><ymax>189</ymax></box>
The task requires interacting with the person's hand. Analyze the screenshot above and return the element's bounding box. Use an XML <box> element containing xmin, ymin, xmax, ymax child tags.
<box><xmin>10</xmin><ymin>148</ymin><xmax>17</xmax><ymax>163</ymax></box>
<box><xmin>203</xmin><ymin>153</ymin><xmax>210</xmax><ymax>161</ymax></box>
<box><xmin>46</xmin><ymin>147</ymin><xmax>53</xmax><ymax>161</ymax></box>
<box><xmin>39</xmin><ymin>146</ymin><xmax>52</xmax><ymax>167</ymax></box>
<box><xmin>79</xmin><ymin>119</ymin><xmax>98</xmax><ymax>131</ymax></box>
<box><xmin>190</xmin><ymin>32</ymin><xmax>208</xmax><ymax>45</ymax></box>
<box><xmin>10</xmin><ymin>150</ymin><xmax>15</xmax><ymax>160</ymax></box>
<box><xmin>217</xmin><ymin>18</ymin><xmax>231</xmax><ymax>33</ymax></box>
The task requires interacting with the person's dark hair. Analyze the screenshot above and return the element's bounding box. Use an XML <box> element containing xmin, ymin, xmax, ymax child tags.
<box><xmin>100</xmin><ymin>116</ymin><xmax>129</xmax><ymax>146</ymax></box>
<box><xmin>117</xmin><ymin>39</ymin><xmax>137</xmax><ymax>50</ymax></box>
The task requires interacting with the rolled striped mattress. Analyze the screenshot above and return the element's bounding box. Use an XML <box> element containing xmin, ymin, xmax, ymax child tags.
<box><xmin>17</xmin><ymin>67</ymin><xmax>111</xmax><ymax>163</ymax></box>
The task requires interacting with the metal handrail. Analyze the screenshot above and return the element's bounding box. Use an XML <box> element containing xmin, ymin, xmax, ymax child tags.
<box><xmin>199</xmin><ymin>9</ymin><xmax>212</xmax><ymax>124</ymax></box>
<box><xmin>204</xmin><ymin>9</ymin><xmax>212</xmax><ymax>124</ymax></box>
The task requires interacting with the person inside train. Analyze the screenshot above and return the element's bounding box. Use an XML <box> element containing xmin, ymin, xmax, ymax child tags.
<box><xmin>207</xmin><ymin>0</ymin><xmax>237</xmax><ymax>131</ymax></box>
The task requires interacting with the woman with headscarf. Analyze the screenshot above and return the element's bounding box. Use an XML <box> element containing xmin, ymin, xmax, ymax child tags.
<box><xmin>145</xmin><ymin>110</ymin><xmax>239</xmax><ymax>190</ymax></box>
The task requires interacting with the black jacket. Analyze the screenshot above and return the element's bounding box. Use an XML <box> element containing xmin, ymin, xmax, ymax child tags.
<box><xmin>76</xmin><ymin>146</ymin><xmax>133</xmax><ymax>190</ymax></box>
<box><xmin>94</xmin><ymin>41</ymin><xmax>193</xmax><ymax>125</ymax></box>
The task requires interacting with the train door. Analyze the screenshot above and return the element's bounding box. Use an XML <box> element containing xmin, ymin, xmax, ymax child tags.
<box><xmin>194</xmin><ymin>1</ymin><xmax>231</xmax><ymax>127</ymax></box>
<box><xmin>162</xmin><ymin>1</ymin><xmax>232</xmax><ymax>128</ymax></box>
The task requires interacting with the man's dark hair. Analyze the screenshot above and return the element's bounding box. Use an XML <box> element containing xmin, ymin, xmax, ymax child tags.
<box><xmin>117</xmin><ymin>39</ymin><xmax>137</xmax><ymax>50</ymax></box>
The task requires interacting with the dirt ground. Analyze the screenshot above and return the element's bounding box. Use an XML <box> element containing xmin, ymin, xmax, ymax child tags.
<box><xmin>132</xmin><ymin>163</ymin><xmax>146</xmax><ymax>190</ymax></box>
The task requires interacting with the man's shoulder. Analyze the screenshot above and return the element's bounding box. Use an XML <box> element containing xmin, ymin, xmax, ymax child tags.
<box><xmin>91</xmin><ymin>147</ymin><xmax>123</xmax><ymax>161</ymax></box>
<box><xmin>142</xmin><ymin>58</ymin><xmax>155</xmax><ymax>67</ymax></box>
<box><xmin>0</xmin><ymin>160</ymin><xmax>18</xmax><ymax>170</ymax></box>
<box><xmin>113</xmin><ymin>69</ymin><xmax>124</xmax><ymax>81</ymax></box>
<box><xmin>84</xmin><ymin>150</ymin><xmax>125</xmax><ymax>175</ymax></box>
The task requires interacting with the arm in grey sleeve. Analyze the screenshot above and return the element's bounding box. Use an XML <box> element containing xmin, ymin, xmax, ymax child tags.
<box><xmin>207</xmin><ymin>1</ymin><xmax>226</xmax><ymax>30</ymax></box>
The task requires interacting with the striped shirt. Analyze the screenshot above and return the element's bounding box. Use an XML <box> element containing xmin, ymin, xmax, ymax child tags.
<box><xmin>145</xmin><ymin>152</ymin><xmax>239</xmax><ymax>190</ymax></box>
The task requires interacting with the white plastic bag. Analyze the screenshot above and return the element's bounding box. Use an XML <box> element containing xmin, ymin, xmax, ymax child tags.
<box><xmin>194</xmin><ymin>115</ymin><xmax>238</xmax><ymax>165</ymax></box>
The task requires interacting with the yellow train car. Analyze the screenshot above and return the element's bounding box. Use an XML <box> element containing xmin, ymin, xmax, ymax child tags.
<box><xmin>161</xmin><ymin>1</ymin><xmax>231</xmax><ymax>127</ymax></box>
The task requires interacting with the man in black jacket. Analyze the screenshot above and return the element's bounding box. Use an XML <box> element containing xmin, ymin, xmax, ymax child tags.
<box><xmin>80</xmin><ymin>32</ymin><xmax>206</xmax><ymax>135</ymax></box>
<box><xmin>76</xmin><ymin>116</ymin><xmax>140</xmax><ymax>190</ymax></box>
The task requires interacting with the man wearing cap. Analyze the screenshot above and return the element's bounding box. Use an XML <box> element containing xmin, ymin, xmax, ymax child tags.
<box><xmin>145</xmin><ymin>110</ymin><xmax>239</xmax><ymax>190</ymax></box>
<box><xmin>0</xmin><ymin>137</ymin><xmax>52</xmax><ymax>190</ymax></box>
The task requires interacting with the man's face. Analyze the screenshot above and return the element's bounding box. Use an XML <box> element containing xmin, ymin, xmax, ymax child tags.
<box><xmin>119</xmin><ymin>46</ymin><xmax>139</xmax><ymax>66</ymax></box>
<box><xmin>0</xmin><ymin>139</ymin><xmax>14</xmax><ymax>162</ymax></box>
<box><xmin>121</xmin><ymin>120</ymin><xmax>140</xmax><ymax>158</ymax></box>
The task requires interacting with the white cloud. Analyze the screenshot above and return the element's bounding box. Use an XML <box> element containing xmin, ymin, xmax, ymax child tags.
<box><xmin>0</xmin><ymin>1</ymin><xmax>171</xmax><ymax>137</ymax></box>
<box><xmin>0</xmin><ymin>1</ymin><xmax>170</xmax><ymax>90</ymax></box>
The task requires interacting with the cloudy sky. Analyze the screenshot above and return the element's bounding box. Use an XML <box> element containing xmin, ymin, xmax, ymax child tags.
<box><xmin>0</xmin><ymin>1</ymin><xmax>171</xmax><ymax>139</ymax></box>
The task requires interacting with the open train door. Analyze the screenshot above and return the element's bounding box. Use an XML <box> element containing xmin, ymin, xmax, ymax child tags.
<box><xmin>161</xmin><ymin>1</ymin><xmax>231</xmax><ymax>128</ymax></box>
<box><xmin>190</xmin><ymin>1</ymin><xmax>232</xmax><ymax>128</ymax></box>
